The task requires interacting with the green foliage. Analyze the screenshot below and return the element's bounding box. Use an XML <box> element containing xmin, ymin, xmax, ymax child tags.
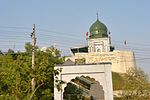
<box><xmin>112</xmin><ymin>72</ymin><xmax>125</xmax><ymax>90</ymax></box>
<box><xmin>0</xmin><ymin>50</ymin><xmax>3</xmax><ymax>55</ymax></box>
<box><xmin>7</xmin><ymin>49</ymin><xmax>15</xmax><ymax>54</ymax></box>
<box><xmin>0</xmin><ymin>52</ymin><xmax>31</xmax><ymax>100</ymax></box>
<box><xmin>120</xmin><ymin>68</ymin><xmax>150</xmax><ymax>99</ymax></box>
<box><xmin>25</xmin><ymin>42</ymin><xmax>38</xmax><ymax>54</ymax></box>
<box><xmin>63</xmin><ymin>82</ymin><xmax>83</xmax><ymax>100</ymax></box>
<box><xmin>112</xmin><ymin>68</ymin><xmax>150</xmax><ymax>99</ymax></box>
<box><xmin>63</xmin><ymin>76</ymin><xmax>98</xmax><ymax>100</ymax></box>
<box><xmin>0</xmin><ymin>43</ymin><xmax>63</xmax><ymax>100</ymax></box>
<box><xmin>34</xmin><ymin>50</ymin><xmax>62</xmax><ymax>99</ymax></box>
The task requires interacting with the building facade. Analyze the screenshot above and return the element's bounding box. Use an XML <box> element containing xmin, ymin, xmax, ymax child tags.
<box><xmin>66</xmin><ymin>18</ymin><xmax>136</xmax><ymax>73</ymax></box>
<box><xmin>54</xmin><ymin>63</ymin><xmax>113</xmax><ymax>100</ymax></box>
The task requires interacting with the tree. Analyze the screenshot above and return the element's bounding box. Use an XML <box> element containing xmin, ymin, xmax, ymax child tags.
<box><xmin>63</xmin><ymin>82</ymin><xmax>83</xmax><ymax>100</ymax></box>
<box><xmin>25</xmin><ymin>42</ymin><xmax>38</xmax><ymax>54</ymax></box>
<box><xmin>0</xmin><ymin>43</ymin><xmax>64</xmax><ymax>100</ymax></box>
<box><xmin>120</xmin><ymin>68</ymin><xmax>150</xmax><ymax>99</ymax></box>
<box><xmin>33</xmin><ymin>49</ymin><xmax>63</xmax><ymax>99</ymax></box>
<box><xmin>7</xmin><ymin>49</ymin><xmax>14</xmax><ymax>54</ymax></box>
<box><xmin>0</xmin><ymin>52</ymin><xmax>32</xmax><ymax>100</ymax></box>
<box><xmin>0</xmin><ymin>50</ymin><xmax>3</xmax><ymax>55</ymax></box>
<box><xmin>112</xmin><ymin>72</ymin><xmax>125</xmax><ymax>90</ymax></box>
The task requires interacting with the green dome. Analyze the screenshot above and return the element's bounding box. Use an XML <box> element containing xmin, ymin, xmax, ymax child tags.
<box><xmin>89</xmin><ymin>19</ymin><xmax>108</xmax><ymax>38</ymax></box>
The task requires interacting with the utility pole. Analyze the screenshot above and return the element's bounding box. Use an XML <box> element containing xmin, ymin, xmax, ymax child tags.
<box><xmin>31</xmin><ymin>24</ymin><xmax>36</xmax><ymax>94</ymax></box>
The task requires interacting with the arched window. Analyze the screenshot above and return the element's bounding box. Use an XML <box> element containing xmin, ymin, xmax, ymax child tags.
<box><xmin>94</xmin><ymin>42</ymin><xmax>104</xmax><ymax>52</ymax></box>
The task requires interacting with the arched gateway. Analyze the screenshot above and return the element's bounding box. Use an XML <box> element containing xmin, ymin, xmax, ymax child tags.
<box><xmin>54</xmin><ymin>62</ymin><xmax>113</xmax><ymax>100</ymax></box>
<box><xmin>63</xmin><ymin>75</ymin><xmax>104</xmax><ymax>100</ymax></box>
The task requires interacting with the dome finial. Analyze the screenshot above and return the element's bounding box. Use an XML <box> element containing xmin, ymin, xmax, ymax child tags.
<box><xmin>96</xmin><ymin>12</ymin><xmax>99</xmax><ymax>20</ymax></box>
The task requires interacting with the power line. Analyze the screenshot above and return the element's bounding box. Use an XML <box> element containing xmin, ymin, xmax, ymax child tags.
<box><xmin>0</xmin><ymin>26</ymin><xmax>149</xmax><ymax>56</ymax></box>
<box><xmin>112</xmin><ymin>40</ymin><xmax>150</xmax><ymax>47</ymax></box>
<box><xmin>0</xmin><ymin>26</ymin><xmax>148</xmax><ymax>47</ymax></box>
<box><xmin>0</xmin><ymin>26</ymin><xmax>31</xmax><ymax>30</ymax></box>
<box><xmin>0</xmin><ymin>26</ymin><xmax>149</xmax><ymax>47</ymax></box>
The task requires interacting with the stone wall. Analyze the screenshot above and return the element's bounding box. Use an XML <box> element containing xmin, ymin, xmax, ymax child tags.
<box><xmin>65</xmin><ymin>50</ymin><xmax>136</xmax><ymax>73</ymax></box>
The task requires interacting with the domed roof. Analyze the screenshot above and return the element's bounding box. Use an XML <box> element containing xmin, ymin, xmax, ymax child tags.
<box><xmin>89</xmin><ymin>19</ymin><xmax>108</xmax><ymax>38</ymax></box>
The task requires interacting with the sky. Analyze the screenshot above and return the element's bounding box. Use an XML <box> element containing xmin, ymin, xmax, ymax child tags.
<box><xmin>0</xmin><ymin>0</ymin><xmax>150</xmax><ymax>75</ymax></box>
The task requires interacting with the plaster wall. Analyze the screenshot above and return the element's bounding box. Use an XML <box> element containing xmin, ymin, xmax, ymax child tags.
<box><xmin>54</xmin><ymin>63</ymin><xmax>113</xmax><ymax>100</ymax></box>
<box><xmin>88</xmin><ymin>38</ymin><xmax>110</xmax><ymax>52</ymax></box>
<box><xmin>66</xmin><ymin>50</ymin><xmax>136</xmax><ymax>73</ymax></box>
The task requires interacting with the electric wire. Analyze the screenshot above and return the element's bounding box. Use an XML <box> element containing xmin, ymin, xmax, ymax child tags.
<box><xmin>0</xmin><ymin>26</ymin><xmax>149</xmax><ymax>59</ymax></box>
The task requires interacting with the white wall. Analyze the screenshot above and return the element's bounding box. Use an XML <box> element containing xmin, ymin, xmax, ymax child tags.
<box><xmin>54</xmin><ymin>63</ymin><xmax>113</xmax><ymax>100</ymax></box>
